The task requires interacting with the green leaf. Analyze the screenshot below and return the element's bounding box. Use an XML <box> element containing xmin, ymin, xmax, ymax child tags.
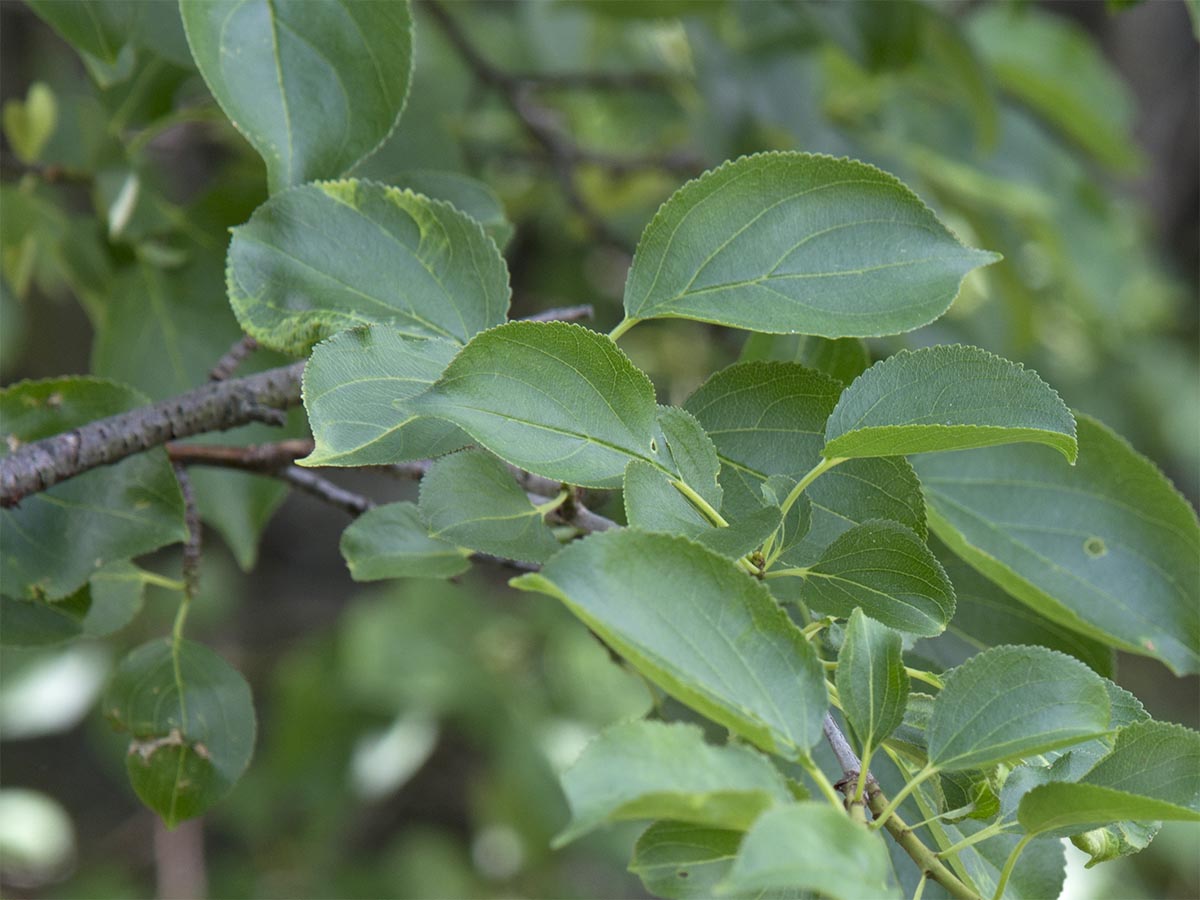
<box><xmin>719</xmin><ymin>803</ymin><xmax>898</xmax><ymax>899</ymax></box>
<box><xmin>915</xmin><ymin>414</ymin><xmax>1200</xmax><ymax>675</ymax></box>
<box><xmin>418</xmin><ymin>449</ymin><xmax>560</xmax><ymax>564</ymax></box>
<box><xmin>227</xmin><ymin>181</ymin><xmax>510</xmax><ymax>355</ymax></box>
<box><xmin>1017</xmin><ymin>721</ymin><xmax>1200</xmax><ymax>837</ymax></box>
<box><xmin>3</xmin><ymin>82</ymin><xmax>57</xmax><ymax>164</ymax></box>
<box><xmin>0</xmin><ymin>560</ymin><xmax>151</xmax><ymax>647</ymax></box>
<box><xmin>658</xmin><ymin>406</ymin><xmax>724</xmax><ymax>512</ymax></box>
<box><xmin>836</xmin><ymin>610</ymin><xmax>908</xmax><ymax>756</ymax></box>
<box><xmin>823</xmin><ymin>345</ymin><xmax>1077</xmax><ymax>462</ymax></box>
<box><xmin>555</xmin><ymin>720</ymin><xmax>793</xmax><ymax>845</ymax></box>
<box><xmin>512</xmin><ymin>530</ymin><xmax>827</xmax><ymax>759</ymax></box>
<box><xmin>27</xmin><ymin>0</ymin><xmax>131</xmax><ymax>63</ymax></box>
<box><xmin>300</xmin><ymin>326</ymin><xmax>467</xmax><ymax>467</ymax></box>
<box><xmin>926</xmin><ymin>646</ymin><xmax>1112</xmax><ymax>772</ymax></box>
<box><xmin>796</xmin><ymin>521</ymin><xmax>955</xmax><ymax>637</ymax></box>
<box><xmin>105</xmin><ymin>638</ymin><xmax>256</xmax><ymax>827</ymax></box>
<box><xmin>0</xmin><ymin>378</ymin><xmax>187</xmax><ymax>600</ymax></box>
<box><xmin>180</xmin><ymin>0</ymin><xmax>414</xmax><ymax>192</ymax></box>
<box><xmin>629</xmin><ymin>823</ymin><xmax>745</xmax><ymax>900</ymax></box>
<box><xmin>368</xmin><ymin>170</ymin><xmax>513</xmax><ymax>248</ymax></box>
<box><xmin>415</xmin><ymin>322</ymin><xmax>664</xmax><ymax>489</ymax></box>
<box><xmin>339</xmin><ymin>502</ymin><xmax>470</xmax><ymax>582</ymax></box>
<box><xmin>740</xmin><ymin>334</ymin><xmax>870</xmax><ymax>385</ymax></box>
<box><xmin>622</xmin><ymin>151</ymin><xmax>998</xmax><ymax>337</ymax></box>
<box><xmin>684</xmin><ymin>361</ymin><xmax>925</xmax><ymax>565</ymax></box>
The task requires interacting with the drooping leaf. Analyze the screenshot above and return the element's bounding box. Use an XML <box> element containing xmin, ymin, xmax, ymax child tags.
<box><xmin>227</xmin><ymin>181</ymin><xmax>510</xmax><ymax>355</ymax></box>
<box><xmin>512</xmin><ymin>530</ymin><xmax>827</xmax><ymax>759</ymax></box>
<box><xmin>0</xmin><ymin>378</ymin><xmax>187</xmax><ymax>600</ymax></box>
<box><xmin>622</xmin><ymin>151</ymin><xmax>998</xmax><ymax>337</ymax></box>
<box><xmin>105</xmin><ymin>639</ymin><xmax>256</xmax><ymax>827</ymax></box>
<box><xmin>719</xmin><ymin>803</ymin><xmax>899</xmax><ymax>899</ymax></box>
<box><xmin>926</xmin><ymin>646</ymin><xmax>1112</xmax><ymax>772</ymax></box>
<box><xmin>823</xmin><ymin>345</ymin><xmax>1077</xmax><ymax>462</ymax></box>
<box><xmin>837</xmin><ymin>610</ymin><xmax>908</xmax><ymax>756</ymax></box>
<box><xmin>1017</xmin><ymin>721</ymin><xmax>1200</xmax><ymax>838</ymax></box>
<box><xmin>554</xmin><ymin>720</ymin><xmax>792</xmax><ymax>845</ymax></box>
<box><xmin>415</xmin><ymin>322</ymin><xmax>665</xmax><ymax>489</ymax></box>
<box><xmin>300</xmin><ymin>326</ymin><xmax>467</xmax><ymax>467</ymax></box>
<box><xmin>339</xmin><ymin>502</ymin><xmax>470</xmax><ymax>582</ymax></box>
<box><xmin>180</xmin><ymin>0</ymin><xmax>414</xmax><ymax>192</ymax></box>
<box><xmin>418</xmin><ymin>449</ymin><xmax>560</xmax><ymax>564</ymax></box>
<box><xmin>915</xmin><ymin>414</ymin><xmax>1200</xmax><ymax>675</ymax></box>
<box><xmin>796</xmin><ymin>520</ymin><xmax>955</xmax><ymax>637</ymax></box>
<box><xmin>629</xmin><ymin>822</ymin><xmax>745</xmax><ymax>900</ymax></box>
<box><xmin>684</xmin><ymin>361</ymin><xmax>925</xmax><ymax>564</ymax></box>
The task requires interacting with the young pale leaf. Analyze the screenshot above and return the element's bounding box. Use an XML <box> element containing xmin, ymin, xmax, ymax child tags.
<box><xmin>798</xmin><ymin>520</ymin><xmax>955</xmax><ymax>636</ymax></box>
<box><xmin>415</xmin><ymin>322</ymin><xmax>663</xmax><ymax>489</ymax></box>
<box><xmin>181</xmin><ymin>0</ymin><xmax>413</xmax><ymax>192</ymax></box>
<box><xmin>511</xmin><ymin>530</ymin><xmax>827</xmax><ymax>759</ymax></box>
<box><xmin>105</xmin><ymin>639</ymin><xmax>255</xmax><ymax>828</ymax></box>
<box><xmin>630</xmin><ymin>823</ymin><xmax>746</xmax><ymax>900</ymax></box>
<box><xmin>555</xmin><ymin>720</ymin><xmax>792</xmax><ymax>845</ymax></box>
<box><xmin>418</xmin><ymin>449</ymin><xmax>560</xmax><ymax>564</ymax></box>
<box><xmin>685</xmin><ymin>361</ymin><xmax>925</xmax><ymax>564</ymax></box>
<box><xmin>927</xmin><ymin>646</ymin><xmax>1112</xmax><ymax>772</ymax></box>
<box><xmin>0</xmin><ymin>378</ymin><xmax>187</xmax><ymax>600</ymax></box>
<box><xmin>719</xmin><ymin>803</ymin><xmax>899</xmax><ymax>899</ymax></box>
<box><xmin>916</xmin><ymin>414</ymin><xmax>1200</xmax><ymax>675</ymax></box>
<box><xmin>228</xmin><ymin>181</ymin><xmax>510</xmax><ymax>355</ymax></box>
<box><xmin>1017</xmin><ymin>721</ymin><xmax>1200</xmax><ymax>837</ymax></box>
<box><xmin>622</xmin><ymin>151</ymin><xmax>998</xmax><ymax>337</ymax></box>
<box><xmin>823</xmin><ymin>345</ymin><xmax>1077</xmax><ymax>462</ymax></box>
<box><xmin>340</xmin><ymin>502</ymin><xmax>470</xmax><ymax>582</ymax></box>
<box><xmin>837</xmin><ymin>610</ymin><xmax>908</xmax><ymax>755</ymax></box>
<box><xmin>301</xmin><ymin>326</ymin><xmax>467</xmax><ymax>467</ymax></box>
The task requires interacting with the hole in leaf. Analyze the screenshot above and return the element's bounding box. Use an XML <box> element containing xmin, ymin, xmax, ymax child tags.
<box><xmin>677</xmin><ymin>870</ymin><xmax>689</xmax><ymax>879</ymax></box>
<box><xmin>649</xmin><ymin>438</ymin><xmax>658</xmax><ymax>453</ymax></box>
<box><xmin>1083</xmin><ymin>536</ymin><xmax>1107</xmax><ymax>558</ymax></box>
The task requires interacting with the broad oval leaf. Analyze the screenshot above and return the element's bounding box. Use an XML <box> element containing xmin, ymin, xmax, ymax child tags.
<box><xmin>415</xmin><ymin>322</ymin><xmax>664</xmax><ymax>489</ymax></box>
<box><xmin>926</xmin><ymin>646</ymin><xmax>1111</xmax><ymax>772</ymax></box>
<box><xmin>554</xmin><ymin>720</ymin><xmax>792</xmax><ymax>845</ymax></box>
<box><xmin>181</xmin><ymin>0</ymin><xmax>413</xmax><ymax>192</ymax></box>
<box><xmin>340</xmin><ymin>502</ymin><xmax>470</xmax><ymax>582</ymax></box>
<box><xmin>511</xmin><ymin>530</ymin><xmax>828</xmax><ymax>759</ymax></box>
<box><xmin>105</xmin><ymin>639</ymin><xmax>255</xmax><ymax>827</ymax></box>
<box><xmin>823</xmin><ymin>345</ymin><xmax>1076</xmax><ymax>462</ymax></box>
<box><xmin>630</xmin><ymin>823</ymin><xmax>747</xmax><ymax>900</ymax></box>
<box><xmin>1</xmin><ymin>560</ymin><xmax>150</xmax><ymax>646</ymax></box>
<box><xmin>418</xmin><ymin>449</ymin><xmax>560</xmax><ymax>564</ymax></box>
<box><xmin>798</xmin><ymin>520</ymin><xmax>955</xmax><ymax>636</ymax></box>
<box><xmin>837</xmin><ymin>609</ymin><xmax>908</xmax><ymax>756</ymax></box>
<box><xmin>1017</xmin><ymin>721</ymin><xmax>1200</xmax><ymax>837</ymax></box>
<box><xmin>0</xmin><ymin>378</ymin><xmax>187</xmax><ymax>600</ymax></box>
<box><xmin>915</xmin><ymin>414</ymin><xmax>1200</xmax><ymax>675</ymax></box>
<box><xmin>719</xmin><ymin>803</ymin><xmax>898</xmax><ymax>899</ymax></box>
<box><xmin>622</xmin><ymin>151</ymin><xmax>999</xmax><ymax>337</ymax></box>
<box><xmin>228</xmin><ymin>181</ymin><xmax>510</xmax><ymax>355</ymax></box>
<box><xmin>301</xmin><ymin>326</ymin><xmax>467</xmax><ymax>467</ymax></box>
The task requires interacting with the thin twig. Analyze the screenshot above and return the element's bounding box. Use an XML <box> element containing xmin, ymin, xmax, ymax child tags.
<box><xmin>511</xmin><ymin>70</ymin><xmax>679</xmax><ymax>92</ymax></box>
<box><xmin>172</xmin><ymin>463</ymin><xmax>202</xmax><ymax>598</ymax></box>
<box><xmin>278</xmin><ymin>468</ymin><xmax>374</xmax><ymax>517</ymax></box>
<box><xmin>209</xmin><ymin>336</ymin><xmax>259</xmax><ymax>381</ymax></box>
<box><xmin>167</xmin><ymin>439</ymin><xmax>315</xmax><ymax>471</ymax></box>
<box><xmin>520</xmin><ymin>304</ymin><xmax>595</xmax><ymax>323</ymax></box>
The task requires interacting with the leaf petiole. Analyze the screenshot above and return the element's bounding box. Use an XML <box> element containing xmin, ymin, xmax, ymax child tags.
<box><xmin>608</xmin><ymin>316</ymin><xmax>639</xmax><ymax>341</ymax></box>
<box><xmin>870</xmin><ymin>764</ymin><xmax>938</xmax><ymax>831</ymax></box>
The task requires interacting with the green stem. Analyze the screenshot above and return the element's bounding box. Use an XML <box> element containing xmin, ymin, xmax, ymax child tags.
<box><xmin>608</xmin><ymin>316</ymin><xmax>639</xmax><ymax>341</ymax></box>
<box><xmin>936</xmin><ymin>821</ymin><xmax>1014</xmax><ymax>859</ymax></box>
<box><xmin>763</xmin><ymin>566</ymin><xmax>811</xmax><ymax>580</ymax></box>
<box><xmin>906</xmin><ymin>666</ymin><xmax>945</xmax><ymax>690</ymax></box>
<box><xmin>533</xmin><ymin>489</ymin><xmax>571</xmax><ymax>515</ymax></box>
<box><xmin>866</xmin><ymin>788</ymin><xmax>983</xmax><ymax>900</ymax></box>
<box><xmin>870</xmin><ymin>764</ymin><xmax>937</xmax><ymax>831</ymax></box>
<box><xmin>991</xmin><ymin>834</ymin><xmax>1034</xmax><ymax>900</ymax></box>
<box><xmin>670</xmin><ymin>479</ymin><xmax>729</xmax><ymax>527</ymax></box>
<box><xmin>798</xmin><ymin>754</ymin><xmax>845</xmax><ymax>811</ymax></box>
<box><xmin>801</xmin><ymin>619</ymin><xmax>829</xmax><ymax>640</ymax></box>
<box><xmin>779</xmin><ymin>456</ymin><xmax>845</xmax><ymax>519</ymax></box>
<box><xmin>141</xmin><ymin>572</ymin><xmax>186</xmax><ymax>592</ymax></box>
<box><xmin>912</xmin><ymin>873</ymin><xmax>928</xmax><ymax>900</ymax></box>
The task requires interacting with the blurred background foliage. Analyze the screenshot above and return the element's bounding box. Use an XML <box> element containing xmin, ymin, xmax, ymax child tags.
<box><xmin>1</xmin><ymin>0</ymin><xmax>1197</xmax><ymax>897</ymax></box>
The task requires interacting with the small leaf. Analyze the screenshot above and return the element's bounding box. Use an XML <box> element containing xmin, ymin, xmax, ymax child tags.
<box><xmin>719</xmin><ymin>803</ymin><xmax>899</xmax><ymax>899</ymax></box>
<box><xmin>512</xmin><ymin>530</ymin><xmax>827</xmax><ymax>759</ymax></box>
<box><xmin>415</xmin><ymin>322</ymin><xmax>663</xmax><ymax>489</ymax></box>
<box><xmin>301</xmin><ymin>326</ymin><xmax>467</xmax><ymax>467</ymax></box>
<box><xmin>554</xmin><ymin>720</ymin><xmax>792</xmax><ymax>845</ymax></box>
<box><xmin>2</xmin><ymin>82</ymin><xmax>57</xmax><ymax>163</ymax></box>
<box><xmin>0</xmin><ymin>560</ymin><xmax>151</xmax><ymax>647</ymax></box>
<box><xmin>340</xmin><ymin>502</ymin><xmax>470</xmax><ymax>582</ymax></box>
<box><xmin>181</xmin><ymin>0</ymin><xmax>414</xmax><ymax>192</ymax></box>
<box><xmin>836</xmin><ymin>610</ymin><xmax>908</xmax><ymax>756</ymax></box>
<box><xmin>916</xmin><ymin>414</ymin><xmax>1200</xmax><ymax>675</ymax></box>
<box><xmin>630</xmin><ymin>822</ymin><xmax>746</xmax><ymax>900</ymax></box>
<box><xmin>623</xmin><ymin>152</ymin><xmax>998</xmax><ymax>337</ymax></box>
<box><xmin>105</xmin><ymin>639</ymin><xmax>256</xmax><ymax>827</ymax></box>
<box><xmin>658</xmin><ymin>406</ymin><xmax>723</xmax><ymax>512</ymax></box>
<box><xmin>418</xmin><ymin>449</ymin><xmax>560</xmax><ymax>564</ymax></box>
<box><xmin>823</xmin><ymin>345</ymin><xmax>1077</xmax><ymax>462</ymax></box>
<box><xmin>798</xmin><ymin>520</ymin><xmax>955</xmax><ymax>637</ymax></box>
<box><xmin>926</xmin><ymin>646</ymin><xmax>1112</xmax><ymax>772</ymax></box>
<box><xmin>228</xmin><ymin>181</ymin><xmax>510</xmax><ymax>355</ymax></box>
